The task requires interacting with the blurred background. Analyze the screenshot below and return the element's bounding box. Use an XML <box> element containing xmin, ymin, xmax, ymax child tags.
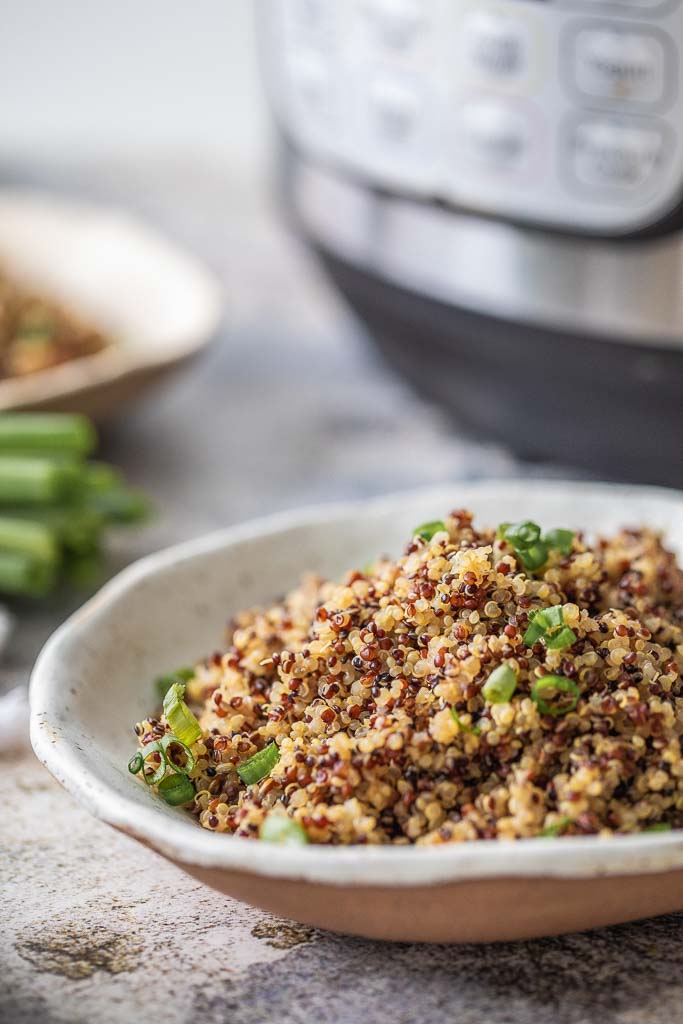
<box><xmin>1</xmin><ymin>0</ymin><xmax>682</xmax><ymax>676</ymax></box>
<box><xmin>0</xmin><ymin>0</ymin><xmax>521</xmax><ymax>534</ymax></box>
<box><xmin>0</xmin><ymin>0</ymin><xmax>506</xmax><ymax>678</ymax></box>
<box><xmin>2</xmin><ymin>1</ymin><xmax>270</xmax><ymax>174</ymax></box>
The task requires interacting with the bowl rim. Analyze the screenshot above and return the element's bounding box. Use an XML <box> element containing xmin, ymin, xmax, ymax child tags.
<box><xmin>30</xmin><ymin>479</ymin><xmax>683</xmax><ymax>886</ymax></box>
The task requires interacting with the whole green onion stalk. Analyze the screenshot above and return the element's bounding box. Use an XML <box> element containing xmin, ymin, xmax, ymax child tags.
<box><xmin>0</xmin><ymin>412</ymin><xmax>152</xmax><ymax>598</ymax></box>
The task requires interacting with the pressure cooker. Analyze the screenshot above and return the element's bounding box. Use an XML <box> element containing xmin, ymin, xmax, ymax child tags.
<box><xmin>260</xmin><ymin>0</ymin><xmax>683</xmax><ymax>484</ymax></box>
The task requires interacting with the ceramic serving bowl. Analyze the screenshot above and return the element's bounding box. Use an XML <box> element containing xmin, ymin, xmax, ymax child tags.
<box><xmin>0</xmin><ymin>189</ymin><xmax>223</xmax><ymax>418</ymax></box>
<box><xmin>30</xmin><ymin>481</ymin><xmax>683</xmax><ymax>943</ymax></box>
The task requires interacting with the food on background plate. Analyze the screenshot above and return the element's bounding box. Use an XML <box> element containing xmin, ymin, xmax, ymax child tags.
<box><xmin>129</xmin><ymin>511</ymin><xmax>683</xmax><ymax>845</ymax></box>
<box><xmin>0</xmin><ymin>268</ymin><xmax>108</xmax><ymax>378</ymax></box>
<box><xmin>0</xmin><ymin>413</ymin><xmax>151</xmax><ymax>596</ymax></box>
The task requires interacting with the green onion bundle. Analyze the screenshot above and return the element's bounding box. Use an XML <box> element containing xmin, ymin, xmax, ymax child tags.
<box><xmin>497</xmin><ymin>520</ymin><xmax>575</xmax><ymax>573</ymax></box>
<box><xmin>0</xmin><ymin>413</ymin><xmax>151</xmax><ymax>597</ymax></box>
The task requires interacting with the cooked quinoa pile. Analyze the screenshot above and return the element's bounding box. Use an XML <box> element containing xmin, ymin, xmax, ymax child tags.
<box><xmin>133</xmin><ymin>510</ymin><xmax>683</xmax><ymax>844</ymax></box>
<box><xmin>0</xmin><ymin>268</ymin><xmax>107</xmax><ymax>379</ymax></box>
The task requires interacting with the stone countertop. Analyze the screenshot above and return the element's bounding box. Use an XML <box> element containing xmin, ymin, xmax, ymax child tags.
<box><xmin>4</xmin><ymin>750</ymin><xmax>683</xmax><ymax>1024</ymax></box>
<box><xmin>1</xmin><ymin>159</ymin><xmax>679</xmax><ymax>1024</ymax></box>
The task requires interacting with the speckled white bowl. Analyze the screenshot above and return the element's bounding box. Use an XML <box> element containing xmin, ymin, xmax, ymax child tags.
<box><xmin>0</xmin><ymin>189</ymin><xmax>223</xmax><ymax>417</ymax></box>
<box><xmin>30</xmin><ymin>481</ymin><xmax>683</xmax><ymax>942</ymax></box>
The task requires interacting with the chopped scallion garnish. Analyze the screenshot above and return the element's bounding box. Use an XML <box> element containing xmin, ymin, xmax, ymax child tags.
<box><xmin>500</xmin><ymin>521</ymin><xmax>540</xmax><ymax>548</ymax></box>
<box><xmin>523</xmin><ymin>606</ymin><xmax>576</xmax><ymax>651</ymax></box>
<box><xmin>128</xmin><ymin>732</ymin><xmax>196</xmax><ymax>788</ymax></box>
<box><xmin>518</xmin><ymin>543</ymin><xmax>549</xmax><ymax>572</ymax></box>
<box><xmin>540</xmin><ymin>816</ymin><xmax>573</xmax><ymax>837</ymax></box>
<box><xmin>162</xmin><ymin>681</ymin><xmax>202</xmax><ymax>746</ymax></box>
<box><xmin>159</xmin><ymin>733</ymin><xmax>196</xmax><ymax>774</ymax></box>
<box><xmin>237</xmin><ymin>741</ymin><xmax>280</xmax><ymax>785</ymax></box>
<box><xmin>158</xmin><ymin>772</ymin><xmax>196</xmax><ymax>806</ymax></box>
<box><xmin>260</xmin><ymin>811</ymin><xmax>309</xmax><ymax>845</ymax></box>
<box><xmin>644</xmin><ymin>822</ymin><xmax>672</xmax><ymax>832</ymax></box>
<box><xmin>414</xmin><ymin>520</ymin><xmax>446</xmax><ymax>542</ymax></box>
<box><xmin>450</xmin><ymin>708</ymin><xmax>481</xmax><ymax>735</ymax></box>
<box><xmin>482</xmin><ymin>664</ymin><xmax>517</xmax><ymax>704</ymax></box>
<box><xmin>155</xmin><ymin>666</ymin><xmax>194</xmax><ymax>702</ymax></box>
<box><xmin>136</xmin><ymin>740</ymin><xmax>167</xmax><ymax>786</ymax></box>
<box><xmin>543</xmin><ymin>528</ymin><xmax>575</xmax><ymax>557</ymax></box>
<box><xmin>531</xmin><ymin>675</ymin><xmax>580</xmax><ymax>717</ymax></box>
<box><xmin>497</xmin><ymin>521</ymin><xmax>575</xmax><ymax>574</ymax></box>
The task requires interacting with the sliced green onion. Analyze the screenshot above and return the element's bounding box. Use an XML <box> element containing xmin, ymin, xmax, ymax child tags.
<box><xmin>163</xmin><ymin>682</ymin><xmax>202</xmax><ymax>747</ymax></box>
<box><xmin>531</xmin><ymin>675</ymin><xmax>580</xmax><ymax>717</ymax></box>
<box><xmin>524</xmin><ymin>605</ymin><xmax>563</xmax><ymax>645</ymax></box>
<box><xmin>644</xmin><ymin>822</ymin><xmax>672</xmax><ymax>833</ymax></box>
<box><xmin>137</xmin><ymin>740</ymin><xmax>167</xmax><ymax>786</ymax></box>
<box><xmin>237</xmin><ymin>741</ymin><xmax>280</xmax><ymax>785</ymax></box>
<box><xmin>498</xmin><ymin>522</ymin><xmax>548</xmax><ymax>572</ymax></box>
<box><xmin>545</xmin><ymin>626</ymin><xmax>577</xmax><ymax>651</ymax></box>
<box><xmin>482</xmin><ymin>664</ymin><xmax>517</xmax><ymax>704</ymax></box>
<box><xmin>158</xmin><ymin>772</ymin><xmax>195</xmax><ymax>806</ymax></box>
<box><xmin>414</xmin><ymin>520</ymin><xmax>446</xmax><ymax>542</ymax></box>
<box><xmin>129</xmin><ymin>734</ymin><xmax>196</xmax><ymax>787</ymax></box>
<box><xmin>260</xmin><ymin>811</ymin><xmax>310</xmax><ymax>845</ymax></box>
<box><xmin>450</xmin><ymin>708</ymin><xmax>481</xmax><ymax>735</ymax></box>
<box><xmin>498</xmin><ymin>521</ymin><xmax>574</xmax><ymax>574</ymax></box>
<box><xmin>540</xmin><ymin>816</ymin><xmax>573</xmax><ymax>837</ymax></box>
<box><xmin>155</xmin><ymin>666</ymin><xmax>194</xmax><ymax>702</ymax></box>
<box><xmin>0</xmin><ymin>413</ymin><xmax>96</xmax><ymax>456</ymax></box>
<box><xmin>523</xmin><ymin>606</ymin><xmax>576</xmax><ymax>651</ymax></box>
<box><xmin>159</xmin><ymin>733</ymin><xmax>196</xmax><ymax>775</ymax></box>
<box><xmin>517</xmin><ymin>542</ymin><xmax>549</xmax><ymax>572</ymax></box>
<box><xmin>501</xmin><ymin>521</ymin><xmax>541</xmax><ymax>548</ymax></box>
<box><xmin>543</xmin><ymin>528</ymin><xmax>575</xmax><ymax>557</ymax></box>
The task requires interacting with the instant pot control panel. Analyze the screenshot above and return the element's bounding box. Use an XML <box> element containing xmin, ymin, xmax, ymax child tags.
<box><xmin>264</xmin><ymin>0</ymin><xmax>683</xmax><ymax>236</ymax></box>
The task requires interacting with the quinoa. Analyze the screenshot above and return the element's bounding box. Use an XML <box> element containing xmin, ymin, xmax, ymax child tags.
<box><xmin>132</xmin><ymin>510</ymin><xmax>683</xmax><ymax>844</ymax></box>
<box><xmin>0</xmin><ymin>268</ymin><xmax>108</xmax><ymax>378</ymax></box>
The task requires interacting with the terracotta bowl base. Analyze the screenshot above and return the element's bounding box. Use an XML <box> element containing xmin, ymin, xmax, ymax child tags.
<box><xmin>180</xmin><ymin>863</ymin><xmax>683</xmax><ymax>943</ymax></box>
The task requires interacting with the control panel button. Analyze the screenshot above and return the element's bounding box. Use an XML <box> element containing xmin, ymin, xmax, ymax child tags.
<box><xmin>560</xmin><ymin>1</ymin><xmax>672</xmax><ymax>10</ymax></box>
<box><xmin>369</xmin><ymin>76</ymin><xmax>421</xmax><ymax>142</ymax></box>
<box><xmin>462</xmin><ymin>9</ymin><xmax>534</xmax><ymax>80</ymax></box>
<box><xmin>571</xmin><ymin>26</ymin><xmax>668</xmax><ymax>104</ymax></box>
<box><xmin>272</xmin><ymin>0</ymin><xmax>683</xmax><ymax>235</ymax></box>
<box><xmin>285</xmin><ymin>0</ymin><xmax>335</xmax><ymax>35</ymax></box>
<box><xmin>460</xmin><ymin>100</ymin><xmax>534</xmax><ymax>172</ymax></box>
<box><xmin>569</xmin><ymin>117</ymin><xmax>665</xmax><ymax>188</ymax></box>
<box><xmin>288</xmin><ymin>49</ymin><xmax>334</xmax><ymax>121</ymax></box>
<box><xmin>363</xmin><ymin>0</ymin><xmax>428</xmax><ymax>51</ymax></box>
<box><xmin>356</xmin><ymin>70</ymin><xmax>436</xmax><ymax>187</ymax></box>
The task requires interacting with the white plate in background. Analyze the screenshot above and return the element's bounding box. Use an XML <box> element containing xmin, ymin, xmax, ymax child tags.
<box><xmin>0</xmin><ymin>189</ymin><xmax>223</xmax><ymax>418</ymax></box>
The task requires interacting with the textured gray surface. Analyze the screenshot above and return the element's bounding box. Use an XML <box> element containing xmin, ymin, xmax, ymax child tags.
<box><xmin>4</xmin><ymin>753</ymin><xmax>683</xmax><ymax>1024</ymax></box>
<box><xmin>2</xmin><ymin>160</ymin><xmax>675</xmax><ymax>1024</ymax></box>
